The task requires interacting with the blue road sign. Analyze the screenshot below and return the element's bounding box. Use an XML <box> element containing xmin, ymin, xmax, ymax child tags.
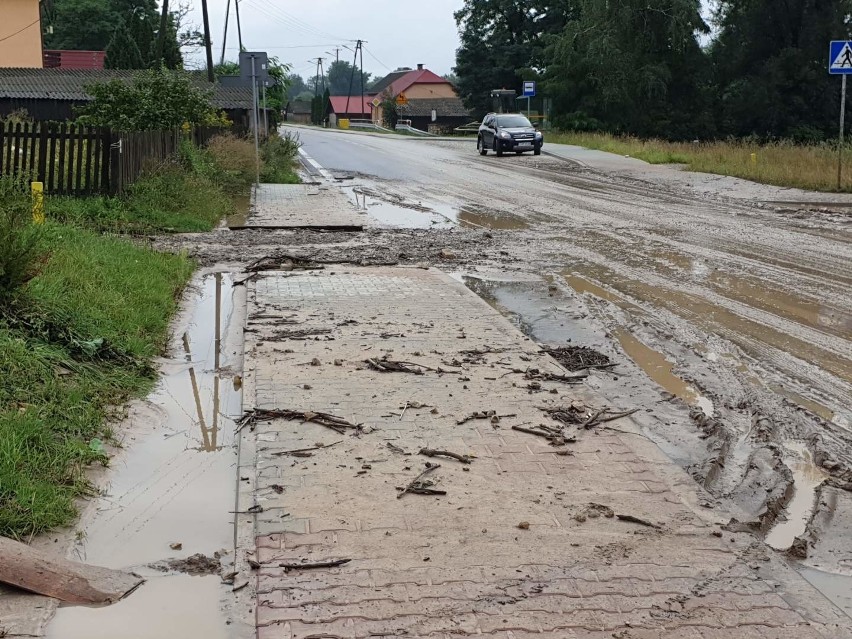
<box><xmin>829</xmin><ymin>41</ymin><xmax>852</xmax><ymax>74</ymax></box>
<box><xmin>522</xmin><ymin>81</ymin><xmax>536</xmax><ymax>97</ymax></box>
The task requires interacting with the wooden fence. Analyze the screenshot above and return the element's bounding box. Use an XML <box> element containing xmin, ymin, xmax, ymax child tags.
<box><xmin>0</xmin><ymin>123</ymin><xmax>224</xmax><ymax>196</ymax></box>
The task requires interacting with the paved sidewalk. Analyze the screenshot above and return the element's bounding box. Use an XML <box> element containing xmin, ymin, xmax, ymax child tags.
<box><xmin>230</xmin><ymin>184</ymin><xmax>364</xmax><ymax>230</ymax></box>
<box><xmin>242</xmin><ymin>267</ymin><xmax>850</xmax><ymax>638</ymax></box>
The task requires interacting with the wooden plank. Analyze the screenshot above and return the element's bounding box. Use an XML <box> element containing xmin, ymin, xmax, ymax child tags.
<box><xmin>74</xmin><ymin>124</ymin><xmax>85</xmax><ymax>194</ymax></box>
<box><xmin>0</xmin><ymin>122</ymin><xmax>6</xmax><ymax>176</ymax></box>
<box><xmin>46</xmin><ymin>122</ymin><xmax>57</xmax><ymax>193</ymax></box>
<box><xmin>65</xmin><ymin>123</ymin><xmax>76</xmax><ymax>195</ymax></box>
<box><xmin>56</xmin><ymin>123</ymin><xmax>67</xmax><ymax>195</ymax></box>
<box><xmin>27</xmin><ymin>122</ymin><xmax>38</xmax><ymax>178</ymax></box>
<box><xmin>4</xmin><ymin>123</ymin><xmax>14</xmax><ymax>177</ymax></box>
<box><xmin>92</xmin><ymin>127</ymin><xmax>102</xmax><ymax>194</ymax></box>
<box><xmin>0</xmin><ymin>536</ymin><xmax>143</xmax><ymax>605</ymax></box>
<box><xmin>18</xmin><ymin>123</ymin><xmax>28</xmax><ymax>178</ymax></box>
<box><xmin>83</xmin><ymin>127</ymin><xmax>94</xmax><ymax>194</ymax></box>
<box><xmin>37</xmin><ymin>123</ymin><xmax>49</xmax><ymax>184</ymax></box>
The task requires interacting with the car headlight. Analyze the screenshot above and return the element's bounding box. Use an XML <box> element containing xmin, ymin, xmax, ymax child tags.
<box><xmin>499</xmin><ymin>131</ymin><xmax>512</xmax><ymax>139</ymax></box>
<box><xmin>535</xmin><ymin>131</ymin><xmax>543</xmax><ymax>138</ymax></box>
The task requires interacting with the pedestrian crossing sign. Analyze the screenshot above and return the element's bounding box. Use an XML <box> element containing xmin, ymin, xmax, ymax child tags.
<box><xmin>829</xmin><ymin>41</ymin><xmax>852</xmax><ymax>74</ymax></box>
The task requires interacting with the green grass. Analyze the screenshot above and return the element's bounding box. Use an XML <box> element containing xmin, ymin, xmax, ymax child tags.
<box><xmin>0</xmin><ymin>223</ymin><xmax>193</xmax><ymax>538</ymax></box>
<box><xmin>547</xmin><ymin>131</ymin><xmax>852</xmax><ymax>192</ymax></box>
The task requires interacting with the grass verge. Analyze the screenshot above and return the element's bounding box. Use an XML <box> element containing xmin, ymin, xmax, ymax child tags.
<box><xmin>547</xmin><ymin>131</ymin><xmax>852</xmax><ymax>192</ymax></box>
<box><xmin>0</xmin><ymin>222</ymin><xmax>193</xmax><ymax>538</ymax></box>
<box><xmin>47</xmin><ymin>132</ymin><xmax>301</xmax><ymax>234</ymax></box>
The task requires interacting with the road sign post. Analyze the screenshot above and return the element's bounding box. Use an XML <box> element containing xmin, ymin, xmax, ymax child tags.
<box><xmin>522</xmin><ymin>81</ymin><xmax>536</xmax><ymax>118</ymax></box>
<box><xmin>829</xmin><ymin>41</ymin><xmax>852</xmax><ymax>189</ymax></box>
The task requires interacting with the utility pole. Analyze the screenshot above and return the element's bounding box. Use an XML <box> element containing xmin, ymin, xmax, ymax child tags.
<box><xmin>344</xmin><ymin>41</ymin><xmax>365</xmax><ymax>118</ymax></box>
<box><xmin>326</xmin><ymin>47</ymin><xmax>341</xmax><ymax>64</ymax></box>
<box><xmin>312</xmin><ymin>58</ymin><xmax>325</xmax><ymax>96</ymax></box>
<box><xmin>358</xmin><ymin>40</ymin><xmax>365</xmax><ymax>118</ymax></box>
<box><xmin>234</xmin><ymin>0</ymin><xmax>243</xmax><ymax>51</ymax></box>
<box><xmin>154</xmin><ymin>0</ymin><xmax>169</xmax><ymax>63</ymax></box>
<box><xmin>200</xmin><ymin>0</ymin><xmax>215</xmax><ymax>82</ymax></box>
<box><xmin>839</xmin><ymin>74</ymin><xmax>847</xmax><ymax>190</ymax></box>
<box><xmin>220</xmin><ymin>0</ymin><xmax>231</xmax><ymax>66</ymax></box>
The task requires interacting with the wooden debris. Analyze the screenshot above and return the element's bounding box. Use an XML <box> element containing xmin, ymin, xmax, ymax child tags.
<box><xmin>238</xmin><ymin>409</ymin><xmax>360</xmax><ymax>434</ymax></box>
<box><xmin>397</xmin><ymin>464</ymin><xmax>442</xmax><ymax>499</ymax></box>
<box><xmin>386</xmin><ymin>442</ymin><xmax>407</xmax><ymax>454</ymax></box>
<box><xmin>617</xmin><ymin>514</ymin><xmax>662</xmax><ymax>529</ymax></box>
<box><xmin>0</xmin><ymin>536</ymin><xmax>143</xmax><ymax>605</ymax></box>
<box><xmin>456</xmin><ymin>410</ymin><xmax>516</xmax><ymax>425</ymax></box>
<box><xmin>365</xmin><ymin>357</ymin><xmax>431</xmax><ymax>375</ymax></box>
<box><xmin>523</xmin><ymin>368</ymin><xmax>588</xmax><ymax>384</ymax></box>
<box><xmin>270</xmin><ymin>328</ymin><xmax>332</xmax><ymax>341</ymax></box>
<box><xmin>541</xmin><ymin>346</ymin><xmax>614</xmax><ymax>371</ymax></box>
<box><xmin>419</xmin><ymin>448</ymin><xmax>472</xmax><ymax>464</ymax></box>
<box><xmin>245</xmin><ymin>253</ymin><xmax>323</xmax><ymax>273</ymax></box>
<box><xmin>271</xmin><ymin>441</ymin><xmax>343</xmax><ymax>457</ymax></box>
<box><xmin>511</xmin><ymin>424</ymin><xmax>575</xmax><ymax>446</ymax></box>
<box><xmin>279</xmin><ymin>558</ymin><xmax>351</xmax><ymax>570</ymax></box>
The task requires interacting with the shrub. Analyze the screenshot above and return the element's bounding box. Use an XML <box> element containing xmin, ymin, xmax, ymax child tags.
<box><xmin>0</xmin><ymin>178</ymin><xmax>42</xmax><ymax>300</ymax></box>
<box><xmin>260</xmin><ymin>132</ymin><xmax>300</xmax><ymax>184</ymax></box>
<box><xmin>205</xmin><ymin>134</ymin><xmax>258</xmax><ymax>192</ymax></box>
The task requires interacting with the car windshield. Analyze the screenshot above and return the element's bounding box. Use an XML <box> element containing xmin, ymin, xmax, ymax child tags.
<box><xmin>496</xmin><ymin>115</ymin><xmax>532</xmax><ymax>128</ymax></box>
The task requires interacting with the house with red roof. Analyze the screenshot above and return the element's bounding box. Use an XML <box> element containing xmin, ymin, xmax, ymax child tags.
<box><xmin>327</xmin><ymin>64</ymin><xmax>470</xmax><ymax>133</ymax></box>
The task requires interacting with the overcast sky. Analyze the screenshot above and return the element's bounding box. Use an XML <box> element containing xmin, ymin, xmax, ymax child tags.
<box><xmin>183</xmin><ymin>0</ymin><xmax>465</xmax><ymax>80</ymax></box>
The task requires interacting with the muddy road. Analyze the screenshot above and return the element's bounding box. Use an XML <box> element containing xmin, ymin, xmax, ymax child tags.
<box><xmin>154</xmin><ymin>126</ymin><xmax>852</xmax><ymax>614</ymax></box>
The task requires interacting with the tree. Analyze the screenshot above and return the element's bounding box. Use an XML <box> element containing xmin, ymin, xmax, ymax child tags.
<box><xmin>380</xmin><ymin>91</ymin><xmax>399</xmax><ymax>129</ymax></box>
<box><xmin>710</xmin><ymin>0</ymin><xmax>852</xmax><ymax>140</ymax></box>
<box><xmin>327</xmin><ymin>60</ymin><xmax>372</xmax><ymax>96</ymax></box>
<box><xmin>77</xmin><ymin>67</ymin><xmax>218</xmax><ymax>130</ymax></box>
<box><xmin>42</xmin><ymin>0</ymin><xmax>184</xmax><ymax>69</ymax></box>
<box><xmin>546</xmin><ymin>0</ymin><xmax>713</xmax><ymax>139</ymax></box>
<box><xmin>286</xmin><ymin>74</ymin><xmax>309</xmax><ymax>101</ymax></box>
<box><xmin>105</xmin><ymin>20</ymin><xmax>145</xmax><ymax>70</ymax></box>
<box><xmin>454</xmin><ymin>1</ymin><xmax>576</xmax><ymax>116</ymax></box>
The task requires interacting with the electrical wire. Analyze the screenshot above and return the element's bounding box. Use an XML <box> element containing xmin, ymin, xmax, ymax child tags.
<box><xmin>363</xmin><ymin>46</ymin><xmax>392</xmax><ymax>72</ymax></box>
<box><xmin>0</xmin><ymin>17</ymin><xmax>40</xmax><ymax>43</ymax></box>
<box><xmin>242</xmin><ymin>0</ymin><xmax>347</xmax><ymax>42</ymax></box>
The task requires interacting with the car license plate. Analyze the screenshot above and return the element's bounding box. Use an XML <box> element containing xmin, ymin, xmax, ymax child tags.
<box><xmin>517</xmin><ymin>143</ymin><xmax>532</xmax><ymax>149</ymax></box>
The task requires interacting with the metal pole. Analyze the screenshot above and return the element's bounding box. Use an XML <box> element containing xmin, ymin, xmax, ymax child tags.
<box><xmin>234</xmin><ymin>0</ymin><xmax>243</xmax><ymax>51</ymax></box>
<box><xmin>359</xmin><ymin>41</ymin><xmax>365</xmax><ymax>118</ymax></box>
<box><xmin>839</xmin><ymin>74</ymin><xmax>847</xmax><ymax>191</ymax></box>
<box><xmin>262</xmin><ymin>82</ymin><xmax>268</xmax><ymax>138</ymax></box>
<box><xmin>251</xmin><ymin>55</ymin><xmax>260</xmax><ymax>186</ymax></box>
<box><xmin>527</xmin><ymin>96</ymin><xmax>531</xmax><ymax>118</ymax></box>
<box><xmin>219</xmin><ymin>0</ymin><xmax>231</xmax><ymax>66</ymax></box>
<box><xmin>200</xmin><ymin>0</ymin><xmax>215</xmax><ymax>82</ymax></box>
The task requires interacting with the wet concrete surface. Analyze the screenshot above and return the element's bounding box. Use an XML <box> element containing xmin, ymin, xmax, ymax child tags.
<box><xmin>146</xmin><ymin>126</ymin><xmax>852</xmax><ymax>617</ymax></box>
<box><xmin>45</xmin><ymin>271</ymin><xmax>244</xmax><ymax>639</ymax></box>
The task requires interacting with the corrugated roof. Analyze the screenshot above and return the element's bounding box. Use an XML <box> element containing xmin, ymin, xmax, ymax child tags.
<box><xmin>398</xmin><ymin>98</ymin><xmax>471</xmax><ymax>118</ymax></box>
<box><xmin>0</xmin><ymin>68</ymin><xmax>253</xmax><ymax>110</ymax></box>
<box><xmin>368</xmin><ymin>70</ymin><xmax>411</xmax><ymax>96</ymax></box>
<box><xmin>370</xmin><ymin>68</ymin><xmax>452</xmax><ymax>98</ymax></box>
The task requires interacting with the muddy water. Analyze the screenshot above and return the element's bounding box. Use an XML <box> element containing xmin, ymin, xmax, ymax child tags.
<box><xmin>765</xmin><ymin>442</ymin><xmax>828</xmax><ymax>550</ymax></box>
<box><xmin>224</xmin><ymin>194</ymin><xmax>251</xmax><ymax>229</ymax></box>
<box><xmin>565</xmin><ymin>274</ymin><xmax>714</xmax><ymax>416</ymax></box>
<box><xmin>799</xmin><ymin>568</ymin><xmax>852</xmax><ymax>618</ymax></box>
<box><xmin>46</xmin><ymin>271</ymin><xmax>243</xmax><ymax>639</ymax></box>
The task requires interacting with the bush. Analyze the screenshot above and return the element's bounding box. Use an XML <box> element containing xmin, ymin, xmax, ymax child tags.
<box><xmin>260</xmin><ymin>132</ymin><xmax>300</xmax><ymax>184</ymax></box>
<box><xmin>204</xmin><ymin>134</ymin><xmax>258</xmax><ymax>192</ymax></box>
<box><xmin>0</xmin><ymin>178</ymin><xmax>42</xmax><ymax>300</ymax></box>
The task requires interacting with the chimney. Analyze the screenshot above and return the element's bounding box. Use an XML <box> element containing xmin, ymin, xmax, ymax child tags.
<box><xmin>417</xmin><ymin>64</ymin><xmax>424</xmax><ymax>71</ymax></box>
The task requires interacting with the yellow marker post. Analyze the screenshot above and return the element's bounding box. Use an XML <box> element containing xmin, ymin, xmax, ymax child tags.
<box><xmin>750</xmin><ymin>153</ymin><xmax>757</xmax><ymax>165</ymax></box>
<box><xmin>31</xmin><ymin>182</ymin><xmax>45</xmax><ymax>225</ymax></box>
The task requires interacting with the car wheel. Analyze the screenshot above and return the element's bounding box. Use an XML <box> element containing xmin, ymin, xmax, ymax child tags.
<box><xmin>478</xmin><ymin>137</ymin><xmax>487</xmax><ymax>156</ymax></box>
<box><xmin>494</xmin><ymin>139</ymin><xmax>503</xmax><ymax>157</ymax></box>
<box><xmin>534</xmin><ymin>145</ymin><xmax>542</xmax><ymax>156</ymax></box>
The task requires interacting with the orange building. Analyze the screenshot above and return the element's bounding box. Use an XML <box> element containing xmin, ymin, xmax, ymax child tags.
<box><xmin>0</xmin><ymin>0</ymin><xmax>43</xmax><ymax>68</ymax></box>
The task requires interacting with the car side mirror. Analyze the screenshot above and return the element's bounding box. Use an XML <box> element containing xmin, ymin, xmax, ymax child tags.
<box><xmin>533</xmin><ymin>122</ymin><xmax>539</xmax><ymax>129</ymax></box>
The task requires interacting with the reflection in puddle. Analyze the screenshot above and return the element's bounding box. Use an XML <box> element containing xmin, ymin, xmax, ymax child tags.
<box><xmin>224</xmin><ymin>193</ymin><xmax>251</xmax><ymax>229</ymax></box>
<box><xmin>48</xmin><ymin>574</ymin><xmax>228</xmax><ymax>639</ymax></box>
<box><xmin>457</xmin><ymin>206</ymin><xmax>529</xmax><ymax>230</ymax></box>
<box><xmin>765</xmin><ymin>442</ymin><xmax>828</xmax><ymax>551</ymax></box>
<box><xmin>47</xmin><ymin>272</ymin><xmax>242</xmax><ymax>639</ymax></box>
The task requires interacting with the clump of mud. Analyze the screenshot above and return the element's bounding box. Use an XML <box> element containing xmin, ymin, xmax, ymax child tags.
<box><xmin>150</xmin><ymin>553</ymin><xmax>222</xmax><ymax>576</ymax></box>
<box><xmin>543</xmin><ymin>346</ymin><xmax>611</xmax><ymax>371</ymax></box>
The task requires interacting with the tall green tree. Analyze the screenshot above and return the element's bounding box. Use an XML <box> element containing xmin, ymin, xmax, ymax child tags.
<box><xmin>454</xmin><ymin>1</ymin><xmax>576</xmax><ymax>116</ymax></box>
<box><xmin>546</xmin><ymin>0</ymin><xmax>712</xmax><ymax>139</ymax></box>
<box><xmin>327</xmin><ymin>60</ymin><xmax>372</xmax><ymax>96</ymax></box>
<box><xmin>711</xmin><ymin>0</ymin><xmax>852</xmax><ymax>140</ymax></box>
<box><xmin>105</xmin><ymin>20</ymin><xmax>144</xmax><ymax>70</ymax></box>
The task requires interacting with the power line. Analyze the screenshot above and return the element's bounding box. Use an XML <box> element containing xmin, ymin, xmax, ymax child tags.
<box><xmin>242</xmin><ymin>0</ymin><xmax>346</xmax><ymax>42</ymax></box>
<box><xmin>0</xmin><ymin>17</ymin><xmax>40</xmax><ymax>43</ymax></box>
<box><xmin>363</xmin><ymin>46</ymin><xmax>391</xmax><ymax>72</ymax></box>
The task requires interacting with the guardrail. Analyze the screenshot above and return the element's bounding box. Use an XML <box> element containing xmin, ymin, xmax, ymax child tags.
<box><xmin>395</xmin><ymin>121</ymin><xmax>437</xmax><ymax>137</ymax></box>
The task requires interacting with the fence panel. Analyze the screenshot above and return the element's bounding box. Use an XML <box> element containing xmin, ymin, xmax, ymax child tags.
<box><xmin>0</xmin><ymin>122</ymin><xmax>224</xmax><ymax>196</ymax></box>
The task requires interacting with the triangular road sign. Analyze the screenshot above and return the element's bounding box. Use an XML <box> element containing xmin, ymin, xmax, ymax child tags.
<box><xmin>831</xmin><ymin>42</ymin><xmax>852</xmax><ymax>70</ymax></box>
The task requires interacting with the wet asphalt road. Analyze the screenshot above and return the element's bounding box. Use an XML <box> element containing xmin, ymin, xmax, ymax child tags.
<box><xmin>287</xmin><ymin>125</ymin><xmax>852</xmax><ymax>440</ymax></box>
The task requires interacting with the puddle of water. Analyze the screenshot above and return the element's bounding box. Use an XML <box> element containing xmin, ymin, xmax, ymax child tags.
<box><xmin>47</xmin><ymin>272</ymin><xmax>243</xmax><ymax>638</ymax></box>
<box><xmin>612</xmin><ymin>328</ymin><xmax>713</xmax><ymax>417</ymax></box>
<box><xmin>799</xmin><ymin>567</ymin><xmax>852</xmax><ymax>618</ymax></box>
<box><xmin>224</xmin><ymin>193</ymin><xmax>251</xmax><ymax>229</ymax></box>
<box><xmin>462</xmin><ymin>275</ymin><xmax>599</xmax><ymax>346</ymax></box>
<box><xmin>47</xmin><ymin>574</ymin><xmax>228</xmax><ymax>639</ymax></box>
<box><xmin>565</xmin><ymin>273</ymin><xmax>713</xmax><ymax>416</ymax></box>
<box><xmin>765</xmin><ymin>442</ymin><xmax>828</xmax><ymax>551</ymax></box>
<box><xmin>457</xmin><ymin>205</ymin><xmax>529</xmax><ymax>230</ymax></box>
